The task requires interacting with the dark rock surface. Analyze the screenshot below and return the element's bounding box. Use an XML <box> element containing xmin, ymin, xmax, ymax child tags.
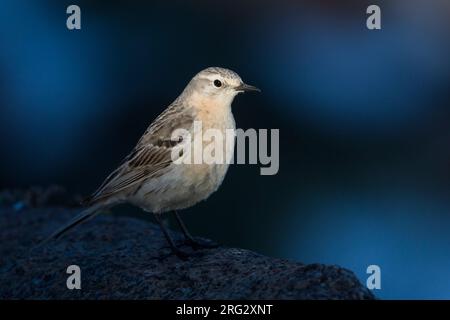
<box><xmin>0</xmin><ymin>185</ymin><xmax>83</xmax><ymax>209</ymax></box>
<box><xmin>0</xmin><ymin>191</ymin><xmax>375</xmax><ymax>299</ymax></box>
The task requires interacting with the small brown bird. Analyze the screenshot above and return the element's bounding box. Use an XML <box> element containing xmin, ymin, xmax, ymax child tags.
<box><xmin>42</xmin><ymin>67</ymin><xmax>260</xmax><ymax>258</ymax></box>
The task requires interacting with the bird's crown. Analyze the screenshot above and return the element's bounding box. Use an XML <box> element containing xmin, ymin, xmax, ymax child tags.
<box><xmin>196</xmin><ymin>67</ymin><xmax>242</xmax><ymax>82</ymax></box>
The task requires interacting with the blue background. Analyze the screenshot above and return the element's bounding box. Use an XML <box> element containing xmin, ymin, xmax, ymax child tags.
<box><xmin>1</xmin><ymin>0</ymin><xmax>450</xmax><ymax>299</ymax></box>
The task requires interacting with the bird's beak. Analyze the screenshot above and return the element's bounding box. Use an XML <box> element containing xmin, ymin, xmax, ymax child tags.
<box><xmin>235</xmin><ymin>83</ymin><xmax>261</xmax><ymax>93</ymax></box>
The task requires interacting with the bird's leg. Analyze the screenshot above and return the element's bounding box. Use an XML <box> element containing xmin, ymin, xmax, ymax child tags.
<box><xmin>153</xmin><ymin>214</ymin><xmax>189</xmax><ymax>259</ymax></box>
<box><xmin>173</xmin><ymin>211</ymin><xmax>219</xmax><ymax>249</ymax></box>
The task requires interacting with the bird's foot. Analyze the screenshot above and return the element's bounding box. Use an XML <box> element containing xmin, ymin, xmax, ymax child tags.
<box><xmin>159</xmin><ymin>246</ymin><xmax>204</xmax><ymax>260</ymax></box>
<box><xmin>184</xmin><ymin>237</ymin><xmax>219</xmax><ymax>250</ymax></box>
<box><xmin>159</xmin><ymin>247</ymin><xmax>190</xmax><ymax>260</ymax></box>
<box><xmin>171</xmin><ymin>247</ymin><xmax>191</xmax><ymax>260</ymax></box>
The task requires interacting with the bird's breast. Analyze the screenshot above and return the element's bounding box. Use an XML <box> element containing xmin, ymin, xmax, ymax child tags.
<box><xmin>132</xmin><ymin>107</ymin><xmax>235</xmax><ymax>213</ymax></box>
<box><xmin>184</xmin><ymin>105</ymin><xmax>235</xmax><ymax>196</ymax></box>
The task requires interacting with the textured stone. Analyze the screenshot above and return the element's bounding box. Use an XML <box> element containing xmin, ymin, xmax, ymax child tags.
<box><xmin>0</xmin><ymin>205</ymin><xmax>374</xmax><ymax>300</ymax></box>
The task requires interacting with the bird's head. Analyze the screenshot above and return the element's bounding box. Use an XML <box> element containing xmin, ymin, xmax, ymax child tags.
<box><xmin>185</xmin><ymin>67</ymin><xmax>260</xmax><ymax>107</ymax></box>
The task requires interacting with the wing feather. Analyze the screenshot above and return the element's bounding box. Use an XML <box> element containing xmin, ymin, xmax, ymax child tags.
<box><xmin>83</xmin><ymin>103</ymin><xmax>194</xmax><ymax>205</ymax></box>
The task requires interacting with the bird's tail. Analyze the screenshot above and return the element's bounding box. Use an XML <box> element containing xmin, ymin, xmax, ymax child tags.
<box><xmin>38</xmin><ymin>203</ymin><xmax>103</xmax><ymax>247</ymax></box>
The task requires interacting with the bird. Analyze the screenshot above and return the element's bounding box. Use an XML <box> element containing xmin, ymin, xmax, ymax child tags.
<box><xmin>41</xmin><ymin>67</ymin><xmax>260</xmax><ymax>258</ymax></box>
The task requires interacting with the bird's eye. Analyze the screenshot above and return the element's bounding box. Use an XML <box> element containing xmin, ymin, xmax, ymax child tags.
<box><xmin>213</xmin><ymin>79</ymin><xmax>222</xmax><ymax>88</ymax></box>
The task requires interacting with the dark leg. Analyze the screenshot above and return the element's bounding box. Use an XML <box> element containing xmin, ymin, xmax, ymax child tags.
<box><xmin>153</xmin><ymin>213</ymin><xmax>189</xmax><ymax>259</ymax></box>
<box><xmin>173</xmin><ymin>211</ymin><xmax>219</xmax><ymax>249</ymax></box>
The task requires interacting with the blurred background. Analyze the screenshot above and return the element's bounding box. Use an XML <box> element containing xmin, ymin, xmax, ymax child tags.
<box><xmin>1</xmin><ymin>0</ymin><xmax>450</xmax><ymax>299</ymax></box>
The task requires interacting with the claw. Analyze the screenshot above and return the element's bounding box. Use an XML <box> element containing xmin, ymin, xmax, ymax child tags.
<box><xmin>172</xmin><ymin>248</ymin><xmax>190</xmax><ymax>260</ymax></box>
<box><xmin>185</xmin><ymin>238</ymin><xmax>219</xmax><ymax>250</ymax></box>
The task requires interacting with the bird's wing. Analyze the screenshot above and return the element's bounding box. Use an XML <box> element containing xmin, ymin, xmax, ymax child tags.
<box><xmin>84</xmin><ymin>104</ymin><xmax>195</xmax><ymax>205</ymax></box>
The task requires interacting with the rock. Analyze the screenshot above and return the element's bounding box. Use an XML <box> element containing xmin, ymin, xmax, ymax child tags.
<box><xmin>0</xmin><ymin>205</ymin><xmax>375</xmax><ymax>299</ymax></box>
<box><xmin>0</xmin><ymin>186</ymin><xmax>83</xmax><ymax>210</ymax></box>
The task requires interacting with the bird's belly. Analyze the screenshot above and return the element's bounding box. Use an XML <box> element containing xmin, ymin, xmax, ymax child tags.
<box><xmin>131</xmin><ymin>162</ymin><xmax>230</xmax><ymax>213</ymax></box>
<box><xmin>131</xmin><ymin>113</ymin><xmax>235</xmax><ymax>214</ymax></box>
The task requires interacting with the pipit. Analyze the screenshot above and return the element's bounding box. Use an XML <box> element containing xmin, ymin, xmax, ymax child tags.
<box><xmin>42</xmin><ymin>67</ymin><xmax>260</xmax><ymax>258</ymax></box>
